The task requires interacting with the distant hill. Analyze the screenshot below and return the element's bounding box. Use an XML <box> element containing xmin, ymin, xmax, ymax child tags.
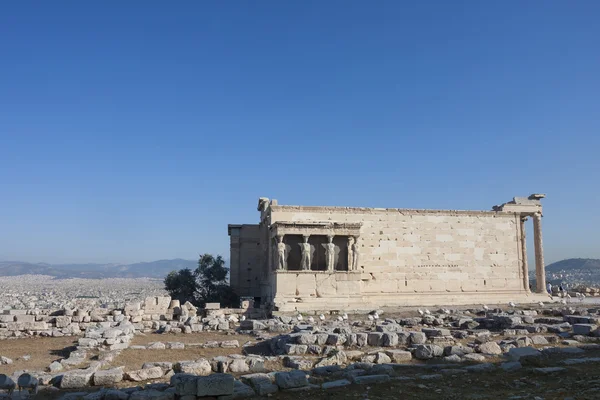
<box><xmin>0</xmin><ymin>259</ymin><xmax>198</xmax><ymax>279</ymax></box>
<box><xmin>546</xmin><ymin>258</ymin><xmax>600</xmax><ymax>273</ymax></box>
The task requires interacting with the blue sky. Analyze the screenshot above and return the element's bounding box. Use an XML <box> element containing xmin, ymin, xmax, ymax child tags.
<box><xmin>1</xmin><ymin>1</ymin><xmax>598</xmax><ymax>265</ymax></box>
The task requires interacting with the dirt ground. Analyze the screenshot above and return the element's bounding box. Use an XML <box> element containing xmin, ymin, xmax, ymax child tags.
<box><xmin>0</xmin><ymin>336</ymin><xmax>78</xmax><ymax>375</ymax></box>
<box><xmin>0</xmin><ymin>332</ymin><xmax>260</xmax><ymax>377</ymax></box>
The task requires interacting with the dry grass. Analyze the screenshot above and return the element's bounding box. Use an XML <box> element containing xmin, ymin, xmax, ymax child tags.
<box><xmin>0</xmin><ymin>336</ymin><xmax>79</xmax><ymax>375</ymax></box>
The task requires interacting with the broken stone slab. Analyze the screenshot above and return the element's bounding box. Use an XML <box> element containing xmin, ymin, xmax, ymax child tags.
<box><xmin>125</xmin><ymin>367</ymin><xmax>164</xmax><ymax>382</ymax></box>
<box><xmin>443</xmin><ymin>354</ymin><xmax>462</xmax><ymax>363</ymax></box>
<box><xmin>564</xmin><ymin>315</ymin><xmax>598</xmax><ymax>325</ymax></box>
<box><xmin>142</xmin><ymin>362</ymin><xmax>173</xmax><ymax>373</ymax></box>
<box><xmin>477</xmin><ymin>341</ymin><xmax>502</xmax><ymax>355</ymax></box>
<box><xmin>422</xmin><ymin>328</ymin><xmax>451</xmax><ymax>337</ymax></box>
<box><xmin>530</xmin><ymin>335</ymin><xmax>549</xmax><ymax>345</ymax></box>
<box><xmin>165</xmin><ymin>342</ymin><xmax>185</xmax><ymax>350</ymax></box>
<box><xmin>352</xmin><ymin>374</ymin><xmax>390</xmax><ymax>384</ymax></box>
<box><xmin>382</xmin><ymin>332</ymin><xmax>398</xmax><ymax>347</ymax></box>
<box><xmin>573</xmin><ymin>324</ymin><xmax>598</xmax><ymax>335</ymax></box>
<box><xmin>385</xmin><ymin>350</ymin><xmax>412</xmax><ymax>363</ymax></box>
<box><xmin>60</xmin><ymin>369</ymin><xmax>95</xmax><ymax>389</ymax></box>
<box><xmin>312</xmin><ymin>365</ymin><xmax>342</xmax><ymax>376</ymax></box>
<box><xmin>240</xmin><ymin>373</ymin><xmax>278</xmax><ymax>396</ymax></box>
<box><xmin>414</xmin><ymin>344</ymin><xmax>443</xmax><ymax>360</ymax></box>
<box><xmin>93</xmin><ymin>368</ymin><xmax>124</xmax><ymax>386</ymax></box>
<box><xmin>463</xmin><ymin>353</ymin><xmax>486</xmax><ymax>362</ymax></box>
<box><xmin>410</xmin><ymin>332</ymin><xmax>427</xmax><ymax>345</ymax></box>
<box><xmin>274</xmin><ymin>370</ymin><xmax>308</xmax><ymax>389</ymax></box>
<box><xmin>146</xmin><ymin>342</ymin><xmax>166</xmax><ymax>350</ymax></box>
<box><xmin>507</xmin><ymin>347</ymin><xmax>542</xmax><ymax>361</ymax></box>
<box><xmin>542</xmin><ymin>347</ymin><xmax>584</xmax><ymax>355</ymax></box>
<box><xmin>322</xmin><ymin>379</ymin><xmax>351</xmax><ymax>389</ymax></box>
<box><xmin>173</xmin><ymin>360</ymin><xmax>211</xmax><ymax>376</ymax></box>
<box><xmin>229</xmin><ymin>359</ymin><xmax>250</xmax><ymax>373</ymax></box>
<box><xmin>500</xmin><ymin>361</ymin><xmax>522</xmax><ymax>371</ymax></box>
<box><xmin>284</xmin><ymin>356</ymin><xmax>313</xmax><ymax>370</ymax></box>
<box><xmin>444</xmin><ymin>345</ymin><xmax>474</xmax><ymax>356</ymax></box>
<box><xmin>48</xmin><ymin>361</ymin><xmax>63</xmax><ymax>373</ymax></box>
<box><xmin>562</xmin><ymin>357</ymin><xmax>600</xmax><ymax>365</ymax></box>
<box><xmin>296</xmin><ymin>334</ymin><xmax>316</xmax><ymax>345</ymax></box>
<box><xmin>367</xmin><ymin>332</ymin><xmax>383</xmax><ymax>347</ymax></box>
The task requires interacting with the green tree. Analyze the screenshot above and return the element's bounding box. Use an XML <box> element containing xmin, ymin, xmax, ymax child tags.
<box><xmin>164</xmin><ymin>268</ymin><xmax>197</xmax><ymax>305</ymax></box>
<box><xmin>163</xmin><ymin>253</ymin><xmax>239</xmax><ymax>308</ymax></box>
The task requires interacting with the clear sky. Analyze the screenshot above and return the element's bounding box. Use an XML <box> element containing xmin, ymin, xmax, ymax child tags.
<box><xmin>1</xmin><ymin>1</ymin><xmax>599</xmax><ymax>265</ymax></box>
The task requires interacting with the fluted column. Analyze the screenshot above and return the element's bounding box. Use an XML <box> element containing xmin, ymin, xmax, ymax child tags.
<box><xmin>520</xmin><ymin>217</ymin><xmax>530</xmax><ymax>293</ymax></box>
<box><xmin>533</xmin><ymin>213</ymin><xmax>546</xmax><ymax>294</ymax></box>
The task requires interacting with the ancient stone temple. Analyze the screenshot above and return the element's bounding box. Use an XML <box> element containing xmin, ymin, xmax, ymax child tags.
<box><xmin>228</xmin><ymin>195</ymin><xmax>549</xmax><ymax>312</ymax></box>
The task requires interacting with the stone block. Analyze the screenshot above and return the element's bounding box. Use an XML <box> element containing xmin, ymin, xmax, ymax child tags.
<box><xmin>422</xmin><ymin>328</ymin><xmax>450</xmax><ymax>337</ymax></box>
<box><xmin>326</xmin><ymin>334</ymin><xmax>347</xmax><ymax>346</ymax></box>
<box><xmin>143</xmin><ymin>362</ymin><xmax>173</xmax><ymax>373</ymax></box>
<box><xmin>322</xmin><ymin>379</ymin><xmax>351</xmax><ymax>389</ymax></box>
<box><xmin>297</xmin><ymin>334</ymin><xmax>316</xmax><ymax>345</ymax></box>
<box><xmin>414</xmin><ymin>344</ymin><xmax>444</xmax><ymax>360</ymax></box>
<box><xmin>275</xmin><ymin>370</ymin><xmax>308</xmax><ymax>389</ymax></box>
<box><xmin>171</xmin><ymin>374</ymin><xmax>198</xmax><ymax>396</ymax></box>
<box><xmin>478</xmin><ymin>341</ymin><xmax>502</xmax><ymax>355</ymax></box>
<box><xmin>174</xmin><ymin>359</ymin><xmax>212</xmax><ymax>376</ymax></box>
<box><xmin>367</xmin><ymin>332</ymin><xmax>383</xmax><ymax>346</ymax></box>
<box><xmin>573</xmin><ymin>324</ymin><xmax>598</xmax><ymax>336</ymax></box>
<box><xmin>240</xmin><ymin>373</ymin><xmax>278</xmax><ymax>396</ymax></box>
<box><xmin>93</xmin><ymin>368</ymin><xmax>124</xmax><ymax>386</ymax></box>
<box><xmin>55</xmin><ymin>316</ymin><xmax>71</xmax><ymax>328</ymax></box>
<box><xmin>385</xmin><ymin>350</ymin><xmax>412</xmax><ymax>362</ymax></box>
<box><xmin>61</xmin><ymin>369</ymin><xmax>94</xmax><ymax>388</ymax></box>
<box><xmin>410</xmin><ymin>332</ymin><xmax>427</xmax><ymax>345</ymax></box>
<box><xmin>507</xmin><ymin>347</ymin><xmax>542</xmax><ymax>361</ymax></box>
<box><xmin>15</xmin><ymin>315</ymin><xmax>35</xmax><ymax>323</ymax></box>
<box><xmin>126</xmin><ymin>367</ymin><xmax>164</xmax><ymax>382</ymax></box>
<box><xmin>382</xmin><ymin>332</ymin><xmax>398</xmax><ymax>347</ymax></box>
<box><xmin>205</xmin><ymin>303</ymin><xmax>221</xmax><ymax>310</ymax></box>
<box><xmin>240</xmin><ymin>320</ymin><xmax>266</xmax><ymax>331</ymax></box>
<box><xmin>196</xmin><ymin>373</ymin><xmax>234</xmax><ymax>397</ymax></box>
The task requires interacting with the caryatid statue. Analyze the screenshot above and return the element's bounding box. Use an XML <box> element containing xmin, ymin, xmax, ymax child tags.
<box><xmin>324</xmin><ymin>235</ymin><xmax>336</xmax><ymax>272</ymax></box>
<box><xmin>348</xmin><ymin>236</ymin><xmax>360</xmax><ymax>271</ymax></box>
<box><xmin>276</xmin><ymin>235</ymin><xmax>287</xmax><ymax>270</ymax></box>
<box><xmin>299</xmin><ymin>235</ymin><xmax>311</xmax><ymax>271</ymax></box>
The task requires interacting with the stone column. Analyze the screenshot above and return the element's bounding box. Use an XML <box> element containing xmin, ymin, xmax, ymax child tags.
<box><xmin>300</xmin><ymin>235</ymin><xmax>311</xmax><ymax>271</ymax></box>
<box><xmin>276</xmin><ymin>235</ymin><xmax>287</xmax><ymax>271</ymax></box>
<box><xmin>520</xmin><ymin>217</ymin><xmax>530</xmax><ymax>293</ymax></box>
<box><xmin>533</xmin><ymin>213</ymin><xmax>547</xmax><ymax>294</ymax></box>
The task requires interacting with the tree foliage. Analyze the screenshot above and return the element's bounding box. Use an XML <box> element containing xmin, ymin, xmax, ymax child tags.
<box><xmin>163</xmin><ymin>253</ymin><xmax>239</xmax><ymax>307</ymax></box>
